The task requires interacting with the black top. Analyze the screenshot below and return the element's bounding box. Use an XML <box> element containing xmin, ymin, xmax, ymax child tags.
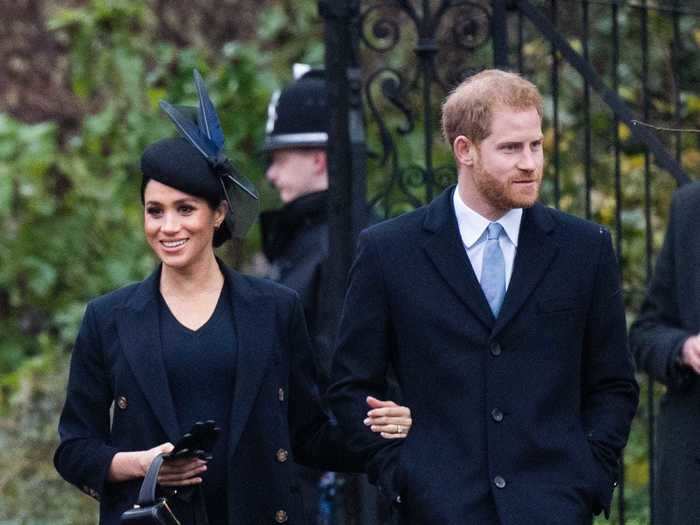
<box><xmin>159</xmin><ymin>282</ymin><xmax>236</xmax><ymax>524</ymax></box>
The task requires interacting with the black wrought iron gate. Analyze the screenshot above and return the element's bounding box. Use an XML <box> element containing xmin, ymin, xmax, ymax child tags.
<box><xmin>319</xmin><ymin>1</ymin><xmax>700</xmax><ymax>523</ymax></box>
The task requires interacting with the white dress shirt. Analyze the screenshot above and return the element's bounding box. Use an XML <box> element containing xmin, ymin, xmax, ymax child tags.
<box><xmin>452</xmin><ymin>186</ymin><xmax>523</xmax><ymax>289</ymax></box>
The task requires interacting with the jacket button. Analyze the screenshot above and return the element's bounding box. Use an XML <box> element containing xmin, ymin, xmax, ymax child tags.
<box><xmin>276</xmin><ymin>448</ymin><xmax>289</xmax><ymax>463</ymax></box>
<box><xmin>494</xmin><ymin>476</ymin><xmax>506</xmax><ymax>489</ymax></box>
<box><xmin>490</xmin><ymin>343</ymin><xmax>502</xmax><ymax>356</ymax></box>
<box><xmin>278</xmin><ymin>387</ymin><xmax>285</xmax><ymax>402</ymax></box>
<box><xmin>117</xmin><ymin>396</ymin><xmax>128</xmax><ymax>410</ymax></box>
<box><xmin>491</xmin><ymin>408</ymin><xmax>504</xmax><ymax>422</ymax></box>
<box><xmin>275</xmin><ymin>510</ymin><xmax>288</xmax><ymax>523</ymax></box>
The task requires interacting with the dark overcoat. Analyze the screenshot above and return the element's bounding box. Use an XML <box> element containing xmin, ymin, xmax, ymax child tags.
<box><xmin>328</xmin><ymin>187</ymin><xmax>639</xmax><ymax>525</ymax></box>
<box><xmin>629</xmin><ymin>181</ymin><xmax>700</xmax><ymax>525</ymax></box>
<box><xmin>260</xmin><ymin>191</ymin><xmax>329</xmax><ymax>377</ymax></box>
<box><xmin>54</xmin><ymin>263</ymin><xmax>359</xmax><ymax>525</ymax></box>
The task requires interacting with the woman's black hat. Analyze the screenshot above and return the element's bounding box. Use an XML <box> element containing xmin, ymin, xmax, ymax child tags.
<box><xmin>141</xmin><ymin>137</ymin><xmax>223</xmax><ymax>205</ymax></box>
<box><xmin>143</xmin><ymin>70</ymin><xmax>259</xmax><ymax>240</ymax></box>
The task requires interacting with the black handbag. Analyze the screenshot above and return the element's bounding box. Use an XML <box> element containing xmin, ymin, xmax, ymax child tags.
<box><xmin>121</xmin><ymin>453</ymin><xmax>180</xmax><ymax>525</ymax></box>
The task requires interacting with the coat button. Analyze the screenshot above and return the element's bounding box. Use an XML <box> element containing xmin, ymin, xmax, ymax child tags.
<box><xmin>490</xmin><ymin>343</ymin><xmax>502</xmax><ymax>356</ymax></box>
<box><xmin>494</xmin><ymin>476</ymin><xmax>506</xmax><ymax>489</ymax></box>
<box><xmin>117</xmin><ymin>396</ymin><xmax>128</xmax><ymax>410</ymax></box>
<box><xmin>275</xmin><ymin>510</ymin><xmax>288</xmax><ymax>523</ymax></box>
<box><xmin>491</xmin><ymin>408</ymin><xmax>504</xmax><ymax>422</ymax></box>
<box><xmin>278</xmin><ymin>387</ymin><xmax>285</xmax><ymax>402</ymax></box>
<box><xmin>276</xmin><ymin>448</ymin><xmax>289</xmax><ymax>463</ymax></box>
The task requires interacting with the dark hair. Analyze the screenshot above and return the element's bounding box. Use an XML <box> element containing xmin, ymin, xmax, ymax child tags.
<box><xmin>140</xmin><ymin>176</ymin><xmax>232</xmax><ymax>248</ymax></box>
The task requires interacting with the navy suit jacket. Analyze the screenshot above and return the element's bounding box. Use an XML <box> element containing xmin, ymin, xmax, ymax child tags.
<box><xmin>55</xmin><ymin>263</ymin><xmax>360</xmax><ymax>525</ymax></box>
<box><xmin>328</xmin><ymin>187</ymin><xmax>638</xmax><ymax>525</ymax></box>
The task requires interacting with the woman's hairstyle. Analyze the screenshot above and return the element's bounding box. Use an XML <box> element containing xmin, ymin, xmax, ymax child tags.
<box><xmin>441</xmin><ymin>69</ymin><xmax>543</xmax><ymax>148</ymax></box>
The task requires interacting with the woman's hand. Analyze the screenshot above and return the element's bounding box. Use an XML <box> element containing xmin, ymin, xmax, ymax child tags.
<box><xmin>364</xmin><ymin>396</ymin><xmax>412</xmax><ymax>440</ymax></box>
<box><xmin>157</xmin><ymin>444</ymin><xmax>207</xmax><ymax>487</ymax></box>
<box><xmin>108</xmin><ymin>442</ymin><xmax>206</xmax><ymax>486</ymax></box>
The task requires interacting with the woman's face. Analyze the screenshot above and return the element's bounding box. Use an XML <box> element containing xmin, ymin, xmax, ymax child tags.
<box><xmin>143</xmin><ymin>180</ymin><xmax>226</xmax><ymax>271</ymax></box>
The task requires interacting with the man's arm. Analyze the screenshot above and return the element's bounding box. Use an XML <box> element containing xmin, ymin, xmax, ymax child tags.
<box><xmin>629</xmin><ymin>191</ymin><xmax>695</xmax><ymax>391</ymax></box>
<box><xmin>580</xmin><ymin>228</ymin><xmax>639</xmax><ymax>514</ymax></box>
<box><xmin>327</xmin><ymin>229</ymin><xmax>403</xmax><ymax>502</ymax></box>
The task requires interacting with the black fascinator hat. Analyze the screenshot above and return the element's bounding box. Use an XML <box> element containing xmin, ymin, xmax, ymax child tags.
<box><xmin>141</xmin><ymin>69</ymin><xmax>259</xmax><ymax>243</ymax></box>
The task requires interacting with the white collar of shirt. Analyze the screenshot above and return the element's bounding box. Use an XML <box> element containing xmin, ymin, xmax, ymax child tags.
<box><xmin>452</xmin><ymin>186</ymin><xmax>523</xmax><ymax>288</ymax></box>
<box><xmin>452</xmin><ymin>186</ymin><xmax>523</xmax><ymax>248</ymax></box>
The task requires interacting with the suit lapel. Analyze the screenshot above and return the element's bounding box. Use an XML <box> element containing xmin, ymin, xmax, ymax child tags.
<box><xmin>116</xmin><ymin>267</ymin><xmax>180</xmax><ymax>442</ymax></box>
<box><xmin>492</xmin><ymin>203</ymin><xmax>558</xmax><ymax>337</ymax></box>
<box><xmin>225</xmin><ymin>268</ymin><xmax>275</xmax><ymax>460</ymax></box>
<box><xmin>422</xmin><ymin>187</ymin><xmax>494</xmax><ymax>330</ymax></box>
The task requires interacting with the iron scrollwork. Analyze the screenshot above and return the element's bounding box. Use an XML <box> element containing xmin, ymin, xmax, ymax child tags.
<box><xmin>359</xmin><ymin>0</ymin><xmax>493</xmax><ymax>216</ymax></box>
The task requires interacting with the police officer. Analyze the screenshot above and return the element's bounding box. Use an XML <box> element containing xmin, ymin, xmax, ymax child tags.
<box><xmin>261</xmin><ymin>66</ymin><xmax>330</xmax><ymax>372</ymax></box>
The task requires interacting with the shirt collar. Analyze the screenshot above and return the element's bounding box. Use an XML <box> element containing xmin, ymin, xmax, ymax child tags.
<box><xmin>452</xmin><ymin>186</ymin><xmax>523</xmax><ymax>248</ymax></box>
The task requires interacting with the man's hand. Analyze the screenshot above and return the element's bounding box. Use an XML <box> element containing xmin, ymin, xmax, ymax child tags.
<box><xmin>680</xmin><ymin>335</ymin><xmax>700</xmax><ymax>374</ymax></box>
<box><xmin>364</xmin><ymin>396</ymin><xmax>413</xmax><ymax>440</ymax></box>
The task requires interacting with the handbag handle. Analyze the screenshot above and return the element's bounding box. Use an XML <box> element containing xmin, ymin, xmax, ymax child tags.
<box><xmin>137</xmin><ymin>452</ymin><xmax>166</xmax><ymax>506</ymax></box>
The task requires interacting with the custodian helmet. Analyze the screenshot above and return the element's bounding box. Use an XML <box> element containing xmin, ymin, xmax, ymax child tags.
<box><xmin>263</xmin><ymin>67</ymin><xmax>328</xmax><ymax>151</ymax></box>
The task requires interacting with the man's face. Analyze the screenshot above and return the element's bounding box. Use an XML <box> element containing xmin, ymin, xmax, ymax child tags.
<box><xmin>265</xmin><ymin>149</ymin><xmax>327</xmax><ymax>203</ymax></box>
<box><xmin>465</xmin><ymin>106</ymin><xmax>544</xmax><ymax>219</ymax></box>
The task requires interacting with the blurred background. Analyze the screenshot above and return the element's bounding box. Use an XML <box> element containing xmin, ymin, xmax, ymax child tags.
<box><xmin>0</xmin><ymin>1</ymin><xmax>321</xmax><ymax>522</ymax></box>
<box><xmin>1</xmin><ymin>1</ymin><xmax>700</xmax><ymax>524</ymax></box>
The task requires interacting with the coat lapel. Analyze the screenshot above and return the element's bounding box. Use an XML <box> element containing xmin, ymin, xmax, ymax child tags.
<box><xmin>492</xmin><ymin>203</ymin><xmax>558</xmax><ymax>337</ymax></box>
<box><xmin>224</xmin><ymin>268</ymin><xmax>275</xmax><ymax>460</ymax></box>
<box><xmin>116</xmin><ymin>267</ymin><xmax>180</xmax><ymax>442</ymax></box>
<box><xmin>422</xmin><ymin>186</ymin><xmax>494</xmax><ymax>330</ymax></box>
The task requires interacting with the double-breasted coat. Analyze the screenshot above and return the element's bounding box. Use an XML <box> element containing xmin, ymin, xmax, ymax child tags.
<box><xmin>630</xmin><ymin>181</ymin><xmax>700</xmax><ymax>525</ymax></box>
<box><xmin>54</xmin><ymin>263</ymin><xmax>360</xmax><ymax>525</ymax></box>
<box><xmin>328</xmin><ymin>187</ymin><xmax>639</xmax><ymax>525</ymax></box>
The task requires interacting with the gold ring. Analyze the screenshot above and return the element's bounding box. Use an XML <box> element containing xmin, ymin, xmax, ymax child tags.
<box><xmin>397</xmin><ymin>424</ymin><xmax>403</xmax><ymax>434</ymax></box>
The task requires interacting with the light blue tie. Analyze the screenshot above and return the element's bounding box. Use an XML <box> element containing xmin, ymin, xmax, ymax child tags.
<box><xmin>480</xmin><ymin>223</ymin><xmax>506</xmax><ymax>317</ymax></box>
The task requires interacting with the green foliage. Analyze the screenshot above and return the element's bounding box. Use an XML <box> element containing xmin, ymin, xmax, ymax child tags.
<box><xmin>2</xmin><ymin>0</ymin><xmax>698</xmax><ymax>522</ymax></box>
<box><xmin>0</xmin><ymin>0</ymin><xmax>321</xmax><ymax>521</ymax></box>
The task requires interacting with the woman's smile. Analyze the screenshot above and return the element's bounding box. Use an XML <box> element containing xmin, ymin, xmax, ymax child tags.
<box><xmin>160</xmin><ymin>238</ymin><xmax>188</xmax><ymax>250</ymax></box>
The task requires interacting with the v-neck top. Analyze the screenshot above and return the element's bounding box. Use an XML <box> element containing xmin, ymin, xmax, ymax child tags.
<box><xmin>159</xmin><ymin>281</ymin><xmax>236</xmax><ymax>524</ymax></box>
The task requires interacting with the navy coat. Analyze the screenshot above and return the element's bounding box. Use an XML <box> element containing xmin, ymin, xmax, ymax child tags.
<box><xmin>630</xmin><ymin>182</ymin><xmax>700</xmax><ymax>525</ymax></box>
<box><xmin>54</xmin><ymin>263</ymin><xmax>360</xmax><ymax>525</ymax></box>
<box><xmin>328</xmin><ymin>187</ymin><xmax>639</xmax><ymax>525</ymax></box>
